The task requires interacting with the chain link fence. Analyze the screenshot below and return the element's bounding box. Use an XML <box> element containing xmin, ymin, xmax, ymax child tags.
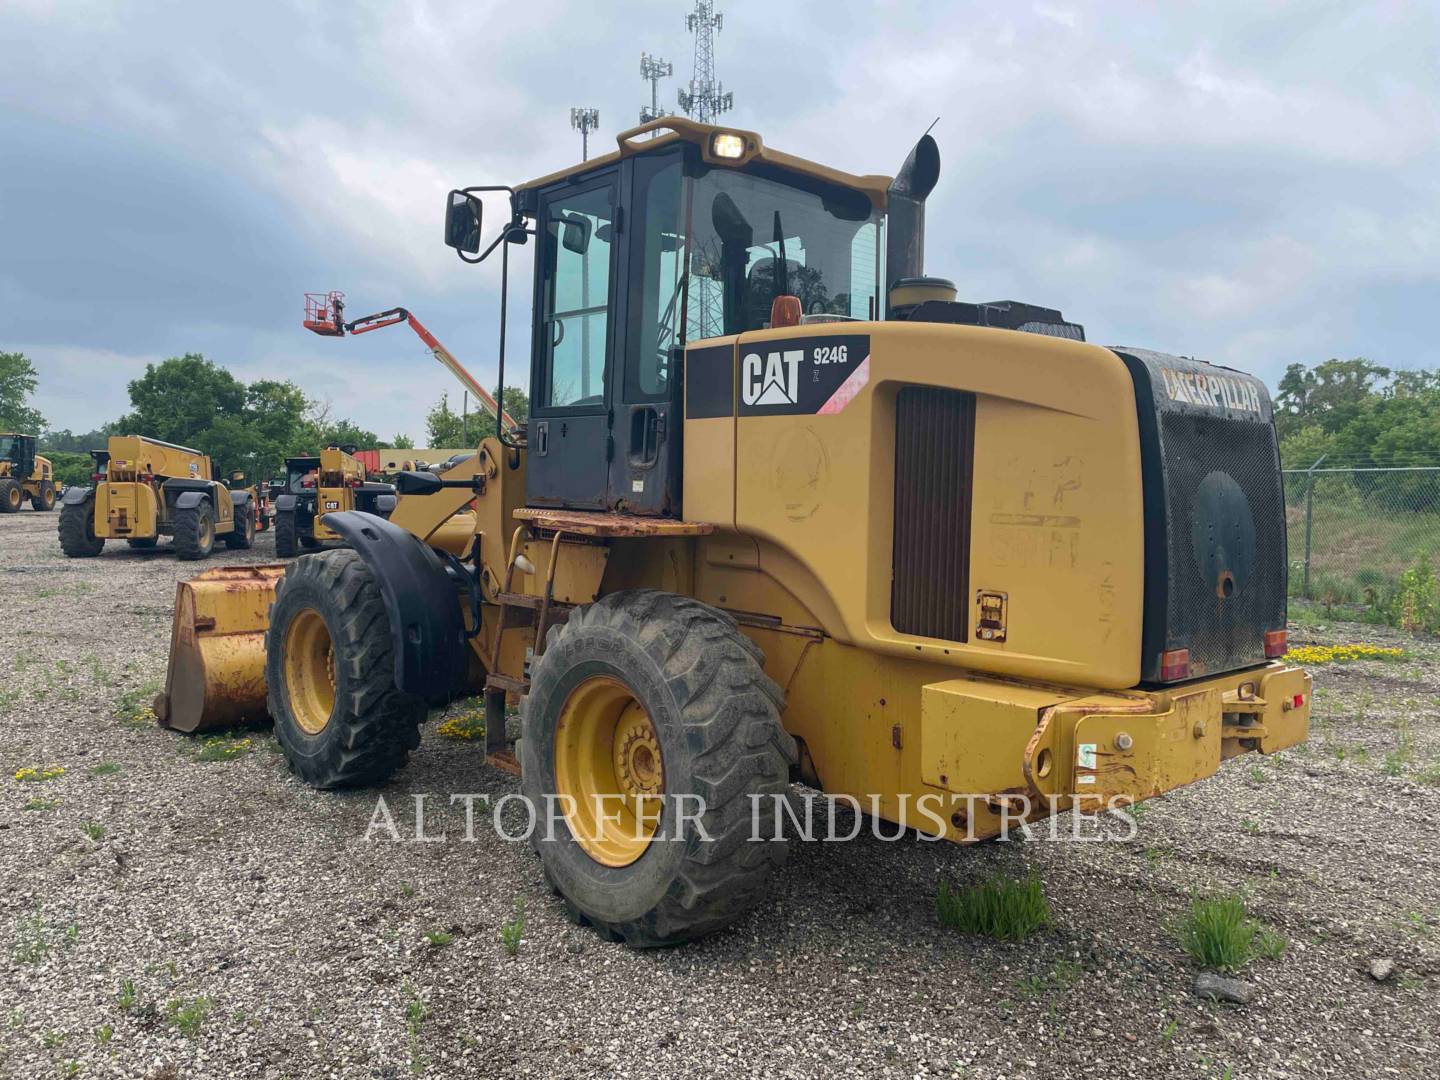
<box><xmin>1284</xmin><ymin>464</ymin><xmax>1440</xmax><ymax>630</ymax></box>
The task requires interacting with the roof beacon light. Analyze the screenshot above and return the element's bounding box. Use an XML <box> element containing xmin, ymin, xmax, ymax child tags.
<box><xmin>712</xmin><ymin>132</ymin><xmax>745</xmax><ymax>160</ymax></box>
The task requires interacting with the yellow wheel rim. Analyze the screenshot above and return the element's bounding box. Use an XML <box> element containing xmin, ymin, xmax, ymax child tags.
<box><xmin>5</xmin><ymin>487</ymin><xmax>17</xmax><ymax>509</ymax></box>
<box><xmin>553</xmin><ymin>676</ymin><xmax>665</xmax><ymax>868</ymax></box>
<box><xmin>199</xmin><ymin>515</ymin><xmax>214</xmax><ymax>549</ymax></box>
<box><xmin>284</xmin><ymin>608</ymin><xmax>336</xmax><ymax>735</ymax></box>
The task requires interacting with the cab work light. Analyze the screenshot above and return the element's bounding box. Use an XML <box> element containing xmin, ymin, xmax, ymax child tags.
<box><xmin>711</xmin><ymin>132</ymin><xmax>745</xmax><ymax>159</ymax></box>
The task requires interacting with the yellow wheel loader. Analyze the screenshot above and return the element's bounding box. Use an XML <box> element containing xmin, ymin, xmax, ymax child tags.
<box><xmin>0</xmin><ymin>433</ymin><xmax>56</xmax><ymax>512</ymax></box>
<box><xmin>161</xmin><ymin>118</ymin><xmax>1310</xmax><ymax>947</ymax></box>
<box><xmin>59</xmin><ymin>435</ymin><xmax>255</xmax><ymax>559</ymax></box>
<box><xmin>271</xmin><ymin>446</ymin><xmax>397</xmax><ymax>557</ymax></box>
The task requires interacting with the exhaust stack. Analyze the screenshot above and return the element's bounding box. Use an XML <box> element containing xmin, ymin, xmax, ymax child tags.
<box><xmin>885</xmin><ymin>134</ymin><xmax>941</xmax><ymax>314</ymax></box>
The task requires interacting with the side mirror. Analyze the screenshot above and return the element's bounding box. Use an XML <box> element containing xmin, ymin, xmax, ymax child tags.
<box><xmin>560</xmin><ymin>212</ymin><xmax>592</xmax><ymax>255</ymax></box>
<box><xmin>394</xmin><ymin>470</ymin><xmax>442</xmax><ymax>496</ymax></box>
<box><xmin>444</xmin><ymin>191</ymin><xmax>482</xmax><ymax>253</ymax></box>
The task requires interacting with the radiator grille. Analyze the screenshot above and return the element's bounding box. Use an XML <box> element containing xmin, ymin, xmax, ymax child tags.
<box><xmin>1158</xmin><ymin>411</ymin><xmax>1287</xmax><ymax>676</ymax></box>
<box><xmin>892</xmin><ymin>387</ymin><xmax>976</xmax><ymax>641</ymax></box>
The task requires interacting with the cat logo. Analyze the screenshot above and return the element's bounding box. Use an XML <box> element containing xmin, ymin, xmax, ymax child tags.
<box><xmin>742</xmin><ymin>349</ymin><xmax>802</xmax><ymax>406</ymax></box>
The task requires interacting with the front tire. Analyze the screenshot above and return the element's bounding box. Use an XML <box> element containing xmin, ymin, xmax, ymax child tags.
<box><xmin>275</xmin><ymin>510</ymin><xmax>297</xmax><ymax>557</ymax></box>
<box><xmin>174</xmin><ymin>502</ymin><xmax>216</xmax><ymax>561</ymax></box>
<box><xmin>521</xmin><ymin>590</ymin><xmax>796</xmax><ymax>947</ymax></box>
<box><xmin>30</xmin><ymin>481</ymin><xmax>55</xmax><ymax>512</ymax></box>
<box><xmin>58</xmin><ymin>496</ymin><xmax>104</xmax><ymax>557</ymax></box>
<box><xmin>265</xmin><ymin>550</ymin><xmax>426</xmax><ymax>789</ymax></box>
<box><xmin>223</xmin><ymin>504</ymin><xmax>255</xmax><ymax>550</ymax></box>
<box><xmin>0</xmin><ymin>480</ymin><xmax>20</xmax><ymax>513</ymax></box>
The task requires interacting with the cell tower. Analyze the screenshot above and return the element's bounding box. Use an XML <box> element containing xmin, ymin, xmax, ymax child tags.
<box><xmin>570</xmin><ymin>107</ymin><xmax>600</xmax><ymax>161</ymax></box>
<box><xmin>640</xmin><ymin>53</ymin><xmax>673</xmax><ymax>128</ymax></box>
<box><xmin>678</xmin><ymin>1</ymin><xmax>733</xmax><ymax>124</ymax></box>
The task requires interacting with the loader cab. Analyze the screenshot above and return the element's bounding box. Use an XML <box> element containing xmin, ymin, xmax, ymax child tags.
<box><xmin>0</xmin><ymin>434</ymin><xmax>36</xmax><ymax>481</ymax></box>
<box><xmin>476</xmin><ymin>120</ymin><xmax>888</xmax><ymax>516</ymax></box>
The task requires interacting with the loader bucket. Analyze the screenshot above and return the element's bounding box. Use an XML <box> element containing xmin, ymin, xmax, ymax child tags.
<box><xmin>155</xmin><ymin>565</ymin><xmax>285</xmax><ymax>733</ymax></box>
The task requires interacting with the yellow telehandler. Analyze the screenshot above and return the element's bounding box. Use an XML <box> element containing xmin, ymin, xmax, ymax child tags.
<box><xmin>59</xmin><ymin>435</ymin><xmax>254</xmax><ymax>559</ymax></box>
<box><xmin>270</xmin><ymin>446</ymin><xmax>397</xmax><ymax>557</ymax></box>
<box><xmin>161</xmin><ymin>118</ymin><xmax>1310</xmax><ymax>946</ymax></box>
<box><xmin>0</xmin><ymin>433</ymin><xmax>56</xmax><ymax>512</ymax></box>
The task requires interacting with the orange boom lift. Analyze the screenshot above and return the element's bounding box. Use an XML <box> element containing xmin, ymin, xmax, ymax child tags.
<box><xmin>302</xmin><ymin>291</ymin><xmax>519</xmax><ymax>431</ymax></box>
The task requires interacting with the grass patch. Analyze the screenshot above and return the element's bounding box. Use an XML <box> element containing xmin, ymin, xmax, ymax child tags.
<box><xmin>14</xmin><ymin>764</ymin><xmax>65</xmax><ymax>783</ymax></box>
<box><xmin>164</xmin><ymin>996</ymin><xmax>212</xmax><ymax>1037</ymax></box>
<box><xmin>1016</xmin><ymin>959</ymin><xmax>1081</xmax><ymax>998</ymax></box>
<box><xmin>89</xmin><ymin>762</ymin><xmax>122</xmax><ymax>777</ymax></box>
<box><xmin>24</xmin><ymin>797</ymin><xmax>59</xmax><ymax>812</ymax></box>
<box><xmin>80</xmin><ymin>822</ymin><xmax>105</xmax><ymax>841</ymax></box>
<box><xmin>1416</xmin><ymin>763</ymin><xmax>1440</xmax><ymax>786</ymax></box>
<box><xmin>423</xmin><ymin>929</ymin><xmax>454</xmax><ymax>948</ymax></box>
<box><xmin>1284</xmin><ymin>643</ymin><xmax>1406</xmax><ymax>665</ymax></box>
<box><xmin>194</xmin><ymin>735</ymin><xmax>254</xmax><ymax>762</ymax></box>
<box><xmin>13</xmin><ymin>908</ymin><xmax>49</xmax><ymax>965</ymax></box>
<box><xmin>436</xmin><ymin>704</ymin><xmax>486</xmax><ymax>741</ymax></box>
<box><xmin>936</xmin><ymin>873</ymin><xmax>1052</xmax><ymax>942</ymax></box>
<box><xmin>114</xmin><ymin>682</ymin><xmax>161</xmax><ymax>728</ymax></box>
<box><xmin>499</xmin><ymin>898</ymin><xmax>525</xmax><ymax>957</ymax></box>
<box><xmin>1177</xmin><ymin>895</ymin><xmax>1287</xmax><ymax>971</ymax></box>
<box><xmin>117</xmin><ymin>979</ymin><xmax>137</xmax><ymax>1012</ymax></box>
<box><xmin>403</xmin><ymin>981</ymin><xmax>428</xmax><ymax>1075</ymax></box>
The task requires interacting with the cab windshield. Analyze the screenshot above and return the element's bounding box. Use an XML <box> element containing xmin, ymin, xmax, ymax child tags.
<box><xmin>625</xmin><ymin>149</ymin><xmax>883</xmax><ymax>401</ymax></box>
<box><xmin>0</xmin><ymin>436</ymin><xmax>20</xmax><ymax>462</ymax></box>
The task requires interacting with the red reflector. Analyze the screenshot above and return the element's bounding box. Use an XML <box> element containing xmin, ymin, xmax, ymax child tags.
<box><xmin>1160</xmin><ymin>648</ymin><xmax>1190</xmax><ymax>681</ymax></box>
<box><xmin>1292</xmin><ymin>693</ymin><xmax>1304</xmax><ymax>708</ymax></box>
<box><xmin>1264</xmin><ymin>629</ymin><xmax>1288</xmax><ymax>658</ymax></box>
<box><xmin>90</xmin><ymin>473</ymin><xmax>104</xmax><ymax>483</ymax></box>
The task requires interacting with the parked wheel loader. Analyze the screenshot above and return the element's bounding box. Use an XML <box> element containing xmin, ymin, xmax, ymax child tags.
<box><xmin>160</xmin><ymin>118</ymin><xmax>1310</xmax><ymax>947</ymax></box>
<box><xmin>0</xmin><ymin>433</ymin><xmax>56</xmax><ymax>512</ymax></box>
<box><xmin>59</xmin><ymin>435</ymin><xmax>254</xmax><ymax>559</ymax></box>
<box><xmin>271</xmin><ymin>446</ymin><xmax>397</xmax><ymax>557</ymax></box>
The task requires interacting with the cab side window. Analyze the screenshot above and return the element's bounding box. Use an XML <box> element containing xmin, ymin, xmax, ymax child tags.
<box><xmin>539</xmin><ymin>185</ymin><xmax>615</xmax><ymax>409</ymax></box>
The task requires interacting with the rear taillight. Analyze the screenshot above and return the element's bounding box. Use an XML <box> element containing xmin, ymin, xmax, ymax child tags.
<box><xmin>90</xmin><ymin>473</ymin><xmax>104</xmax><ymax>483</ymax></box>
<box><xmin>1264</xmin><ymin>629</ymin><xmax>1288</xmax><ymax>658</ymax></box>
<box><xmin>301</xmin><ymin>477</ymin><xmax>316</xmax><ymax>488</ymax></box>
<box><xmin>1160</xmin><ymin>648</ymin><xmax>1190</xmax><ymax>681</ymax></box>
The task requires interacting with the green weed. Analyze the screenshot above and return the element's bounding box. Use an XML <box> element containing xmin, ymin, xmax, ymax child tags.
<box><xmin>936</xmin><ymin>873</ymin><xmax>1052</xmax><ymax>942</ymax></box>
<box><xmin>1178</xmin><ymin>894</ymin><xmax>1286</xmax><ymax>971</ymax></box>
<box><xmin>163</xmin><ymin>996</ymin><xmax>212</xmax><ymax>1038</ymax></box>
<box><xmin>500</xmin><ymin>898</ymin><xmax>525</xmax><ymax>956</ymax></box>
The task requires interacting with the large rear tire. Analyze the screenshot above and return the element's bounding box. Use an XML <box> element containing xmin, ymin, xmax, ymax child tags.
<box><xmin>266</xmin><ymin>550</ymin><xmax>426</xmax><ymax>789</ymax></box>
<box><xmin>275</xmin><ymin>510</ymin><xmax>297</xmax><ymax>557</ymax></box>
<box><xmin>521</xmin><ymin>590</ymin><xmax>796</xmax><ymax>947</ymax></box>
<box><xmin>174</xmin><ymin>502</ymin><xmax>216</xmax><ymax>561</ymax></box>
<box><xmin>0</xmin><ymin>480</ymin><xmax>20</xmax><ymax>513</ymax></box>
<box><xmin>30</xmin><ymin>481</ymin><xmax>55</xmax><ymax>512</ymax></box>
<box><xmin>58</xmin><ymin>496</ymin><xmax>104</xmax><ymax>557</ymax></box>
<box><xmin>223</xmin><ymin>503</ymin><xmax>255</xmax><ymax>550</ymax></box>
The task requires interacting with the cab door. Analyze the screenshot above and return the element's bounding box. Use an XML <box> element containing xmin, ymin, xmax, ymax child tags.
<box><xmin>607</xmin><ymin>147</ymin><xmax>685</xmax><ymax>516</ymax></box>
<box><xmin>527</xmin><ymin>170</ymin><xmax>620</xmax><ymax>509</ymax></box>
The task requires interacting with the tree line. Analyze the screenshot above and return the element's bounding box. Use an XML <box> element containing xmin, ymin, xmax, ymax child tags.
<box><xmin>4</xmin><ymin>350</ymin><xmax>527</xmax><ymax>488</ymax></box>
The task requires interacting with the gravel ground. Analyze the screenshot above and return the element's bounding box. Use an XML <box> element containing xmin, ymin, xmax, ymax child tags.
<box><xmin>2</xmin><ymin>508</ymin><xmax>1438</xmax><ymax>1079</ymax></box>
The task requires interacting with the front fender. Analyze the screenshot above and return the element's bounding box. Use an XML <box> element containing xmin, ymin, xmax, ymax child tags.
<box><xmin>274</xmin><ymin>493</ymin><xmax>298</xmax><ymax>512</ymax></box>
<box><xmin>322</xmin><ymin>511</ymin><xmax>466</xmax><ymax>702</ymax></box>
<box><xmin>61</xmin><ymin>486</ymin><xmax>93</xmax><ymax>506</ymax></box>
<box><xmin>174</xmin><ymin>491</ymin><xmax>209</xmax><ymax>511</ymax></box>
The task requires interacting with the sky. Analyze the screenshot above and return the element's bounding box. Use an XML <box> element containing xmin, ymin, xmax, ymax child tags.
<box><xmin>2</xmin><ymin>0</ymin><xmax>1436</xmax><ymax>443</ymax></box>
